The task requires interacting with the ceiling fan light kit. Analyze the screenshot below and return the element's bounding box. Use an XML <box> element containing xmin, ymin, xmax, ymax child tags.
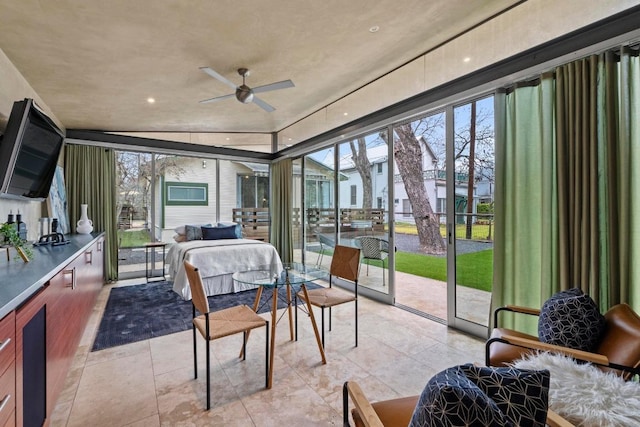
<box><xmin>199</xmin><ymin>67</ymin><xmax>294</xmax><ymax>112</ymax></box>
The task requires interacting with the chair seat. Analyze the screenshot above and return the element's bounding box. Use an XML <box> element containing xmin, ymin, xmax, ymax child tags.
<box><xmin>193</xmin><ymin>304</ymin><xmax>266</xmax><ymax>340</ymax></box>
<box><xmin>298</xmin><ymin>287</ymin><xmax>356</xmax><ymax>308</ymax></box>
<box><xmin>351</xmin><ymin>395</ymin><xmax>419</xmax><ymax>427</ymax></box>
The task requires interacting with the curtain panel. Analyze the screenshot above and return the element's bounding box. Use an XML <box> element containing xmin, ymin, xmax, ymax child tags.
<box><xmin>494</xmin><ymin>47</ymin><xmax>640</xmax><ymax>329</ymax></box>
<box><xmin>270</xmin><ymin>159</ymin><xmax>293</xmax><ymax>263</ymax></box>
<box><xmin>65</xmin><ymin>144</ymin><xmax>119</xmax><ymax>281</ymax></box>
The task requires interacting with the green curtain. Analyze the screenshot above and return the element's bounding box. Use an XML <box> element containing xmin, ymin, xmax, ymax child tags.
<box><xmin>601</xmin><ymin>47</ymin><xmax>640</xmax><ymax>308</ymax></box>
<box><xmin>493</xmin><ymin>77</ymin><xmax>558</xmax><ymax>332</ymax></box>
<box><xmin>555</xmin><ymin>57</ymin><xmax>600</xmax><ymax>302</ymax></box>
<box><xmin>270</xmin><ymin>158</ymin><xmax>293</xmax><ymax>263</ymax></box>
<box><xmin>65</xmin><ymin>144</ymin><xmax>118</xmax><ymax>281</ymax></box>
<box><xmin>495</xmin><ymin>47</ymin><xmax>640</xmax><ymax>326</ymax></box>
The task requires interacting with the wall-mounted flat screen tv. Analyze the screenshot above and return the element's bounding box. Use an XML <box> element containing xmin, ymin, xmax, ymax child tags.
<box><xmin>0</xmin><ymin>98</ymin><xmax>65</xmax><ymax>201</ymax></box>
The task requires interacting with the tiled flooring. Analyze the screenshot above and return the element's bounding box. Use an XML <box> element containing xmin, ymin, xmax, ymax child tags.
<box><xmin>50</xmin><ymin>279</ymin><xmax>486</xmax><ymax>426</ymax></box>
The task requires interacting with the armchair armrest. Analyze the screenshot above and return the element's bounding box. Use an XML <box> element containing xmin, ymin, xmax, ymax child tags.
<box><xmin>547</xmin><ymin>409</ymin><xmax>575</xmax><ymax>427</ymax></box>
<box><xmin>343</xmin><ymin>381</ymin><xmax>384</xmax><ymax>427</ymax></box>
<box><xmin>498</xmin><ymin>333</ymin><xmax>610</xmax><ymax>366</ymax></box>
<box><xmin>493</xmin><ymin>305</ymin><xmax>541</xmax><ymax>328</ymax></box>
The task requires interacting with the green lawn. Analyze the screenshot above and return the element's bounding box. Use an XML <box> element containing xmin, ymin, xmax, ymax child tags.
<box><xmin>117</xmin><ymin>229</ymin><xmax>151</xmax><ymax>247</ymax></box>
<box><xmin>395</xmin><ymin>222</ymin><xmax>494</xmax><ymax>241</ymax></box>
<box><xmin>359</xmin><ymin>249</ymin><xmax>493</xmax><ymax>292</ymax></box>
<box><xmin>396</xmin><ymin>249</ymin><xmax>493</xmax><ymax>291</ymax></box>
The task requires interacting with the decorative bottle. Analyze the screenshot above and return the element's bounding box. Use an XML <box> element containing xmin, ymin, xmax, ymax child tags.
<box><xmin>76</xmin><ymin>204</ymin><xmax>93</xmax><ymax>234</ymax></box>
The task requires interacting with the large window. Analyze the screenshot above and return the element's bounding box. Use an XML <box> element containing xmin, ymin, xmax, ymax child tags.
<box><xmin>164</xmin><ymin>182</ymin><xmax>208</xmax><ymax>206</ymax></box>
<box><xmin>238</xmin><ymin>175</ymin><xmax>269</xmax><ymax>208</ymax></box>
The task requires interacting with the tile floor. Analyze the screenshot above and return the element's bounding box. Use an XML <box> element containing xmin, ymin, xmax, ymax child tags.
<box><xmin>49</xmin><ymin>279</ymin><xmax>486</xmax><ymax>426</ymax></box>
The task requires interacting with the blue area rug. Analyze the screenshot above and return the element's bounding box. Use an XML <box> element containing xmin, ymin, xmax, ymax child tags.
<box><xmin>92</xmin><ymin>280</ymin><xmax>319</xmax><ymax>351</ymax></box>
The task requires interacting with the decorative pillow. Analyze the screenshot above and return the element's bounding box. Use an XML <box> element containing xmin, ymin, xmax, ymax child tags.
<box><xmin>185</xmin><ymin>224</ymin><xmax>204</xmax><ymax>241</ymax></box>
<box><xmin>538</xmin><ymin>288</ymin><xmax>605</xmax><ymax>352</ymax></box>
<box><xmin>460</xmin><ymin>364</ymin><xmax>549</xmax><ymax>427</ymax></box>
<box><xmin>174</xmin><ymin>225</ymin><xmax>187</xmax><ymax>235</ymax></box>
<box><xmin>218</xmin><ymin>221</ymin><xmax>242</xmax><ymax>239</ymax></box>
<box><xmin>409</xmin><ymin>365</ymin><xmax>508</xmax><ymax>427</ymax></box>
<box><xmin>173</xmin><ymin>234</ymin><xmax>187</xmax><ymax>243</ymax></box>
<box><xmin>202</xmin><ymin>225</ymin><xmax>238</xmax><ymax>240</ymax></box>
<box><xmin>409</xmin><ymin>364</ymin><xmax>549</xmax><ymax>427</ymax></box>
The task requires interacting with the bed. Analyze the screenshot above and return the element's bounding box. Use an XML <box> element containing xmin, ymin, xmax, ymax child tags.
<box><xmin>167</xmin><ymin>239</ymin><xmax>283</xmax><ymax>300</ymax></box>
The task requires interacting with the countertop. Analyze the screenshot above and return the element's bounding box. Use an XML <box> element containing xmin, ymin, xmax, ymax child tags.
<box><xmin>0</xmin><ymin>233</ymin><xmax>104</xmax><ymax>319</ymax></box>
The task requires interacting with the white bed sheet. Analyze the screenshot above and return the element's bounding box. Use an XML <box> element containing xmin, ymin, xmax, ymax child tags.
<box><xmin>167</xmin><ymin>239</ymin><xmax>283</xmax><ymax>300</ymax></box>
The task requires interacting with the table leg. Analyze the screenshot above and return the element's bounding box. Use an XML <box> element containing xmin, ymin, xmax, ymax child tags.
<box><xmin>286</xmin><ymin>282</ymin><xmax>294</xmax><ymax>341</ymax></box>
<box><xmin>240</xmin><ymin>286</ymin><xmax>264</xmax><ymax>359</ymax></box>
<box><xmin>268</xmin><ymin>286</ymin><xmax>278</xmax><ymax>389</ymax></box>
<box><xmin>300</xmin><ymin>283</ymin><xmax>327</xmax><ymax>365</ymax></box>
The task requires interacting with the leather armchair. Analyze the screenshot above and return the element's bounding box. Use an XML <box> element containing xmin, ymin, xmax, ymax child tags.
<box><xmin>486</xmin><ymin>303</ymin><xmax>640</xmax><ymax>380</ymax></box>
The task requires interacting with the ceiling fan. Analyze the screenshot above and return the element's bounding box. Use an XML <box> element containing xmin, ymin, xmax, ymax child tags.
<box><xmin>199</xmin><ymin>67</ymin><xmax>294</xmax><ymax>112</ymax></box>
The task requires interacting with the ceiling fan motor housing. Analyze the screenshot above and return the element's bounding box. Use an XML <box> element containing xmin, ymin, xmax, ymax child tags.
<box><xmin>236</xmin><ymin>85</ymin><xmax>254</xmax><ymax>103</ymax></box>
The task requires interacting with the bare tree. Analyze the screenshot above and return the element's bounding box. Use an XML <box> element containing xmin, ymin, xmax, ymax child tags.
<box><xmin>465</xmin><ymin>101</ymin><xmax>477</xmax><ymax>239</ymax></box>
<box><xmin>115</xmin><ymin>152</ymin><xmax>185</xmax><ymax>226</ymax></box>
<box><xmin>393</xmin><ymin>122</ymin><xmax>447</xmax><ymax>254</ymax></box>
<box><xmin>349</xmin><ymin>137</ymin><xmax>372</xmax><ymax>209</ymax></box>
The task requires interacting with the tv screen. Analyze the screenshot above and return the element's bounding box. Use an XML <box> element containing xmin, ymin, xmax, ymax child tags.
<box><xmin>0</xmin><ymin>98</ymin><xmax>65</xmax><ymax>200</ymax></box>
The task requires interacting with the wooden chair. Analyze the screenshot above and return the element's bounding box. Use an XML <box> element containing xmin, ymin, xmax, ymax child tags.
<box><xmin>486</xmin><ymin>303</ymin><xmax>640</xmax><ymax>380</ymax></box>
<box><xmin>297</xmin><ymin>245</ymin><xmax>360</xmax><ymax>349</ymax></box>
<box><xmin>183</xmin><ymin>260</ymin><xmax>270</xmax><ymax>410</ymax></box>
<box><xmin>343</xmin><ymin>381</ymin><xmax>574</xmax><ymax>427</ymax></box>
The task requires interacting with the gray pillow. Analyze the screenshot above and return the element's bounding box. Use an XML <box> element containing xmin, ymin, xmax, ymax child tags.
<box><xmin>185</xmin><ymin>223</ymin><xmax>211</xmax><ymax>241</ymax></box>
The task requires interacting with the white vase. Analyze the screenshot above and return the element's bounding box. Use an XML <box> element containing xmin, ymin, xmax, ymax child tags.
<box><xmin>76</xmin><ymin>204</ymin><xmax>93</xmax><ymax>234</ymax></box>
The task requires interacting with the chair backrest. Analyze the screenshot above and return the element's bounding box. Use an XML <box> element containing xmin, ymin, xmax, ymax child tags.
<box><xmin>318</xmin><ymin>233</ymin><xmax>335</xmax><ymax>248</ymax></box>
<box><xmin>358</xmin><ymin>236</ymin><xmax>383</xmax><ymax>259</ymax></box>
<box><xmin>596</xmin><ymin>303</ymin><xmax>640</xmax><ymax>378</ymax></box>
<box><xmin>184</xmin><ymin>260</ymin><xmax>210</xmax><ymax>315</ymax></box>
<box><xmin>330</xmin><ymin>245</ymin><xmax>361</xmax><ymax>282</ymax></box>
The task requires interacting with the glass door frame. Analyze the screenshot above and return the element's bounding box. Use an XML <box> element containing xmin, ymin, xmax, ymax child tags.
<box><xmin>445</xmin><ymin>103</ymin><xmax>490</xmax><ymax>337</ymax></box>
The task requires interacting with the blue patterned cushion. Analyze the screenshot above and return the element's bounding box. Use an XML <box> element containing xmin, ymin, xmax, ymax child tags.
<box><xmin>538</xmin><ymin>288</ymin><xmax>605</xmax><ymax>352</ymax></box>
<box><xmin>201</xmin><ymin>225</ymin><xmax>238</xmax><ymax>240</ymax></box>
<box><xmin>409</xmin><ymin>364</ymin><xmax>549</xmax><ymax>427</ymax></box>
<box><xmin>460</xmin><ymin>365</ymin><xmax>549</xmax><ymax>427</ymax></box>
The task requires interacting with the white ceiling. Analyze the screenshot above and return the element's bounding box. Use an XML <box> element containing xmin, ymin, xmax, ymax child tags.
<box><xmin>0</xmin><ymin>0</ymin><xmax>521</xmax><ymax>144</ymax></box>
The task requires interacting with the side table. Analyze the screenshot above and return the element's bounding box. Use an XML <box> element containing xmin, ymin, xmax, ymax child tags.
<box><xmin>144</xmin><ymin>242</ymin><xmax>166</xmax><ymax>282</ymax></box>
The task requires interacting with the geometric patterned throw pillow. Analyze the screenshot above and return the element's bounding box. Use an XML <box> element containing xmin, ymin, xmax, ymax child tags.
<box><xmin>538</xmin><ymin>288</ymin><xmax>606</xmax><ymax>352</ymax></box>
<box><xmin>460</xmin><ymin>364</ymin><xmax>550</xmax><ymax>427</ymax></box>
<box><xmin>409</xmin><ymin>365</ymin><xmax>510</xmax><ymax>427</ymax></box>
<box><xmin>409</xmin><ymin>364</ymin><xmax>550</xmax><ymax>427</ymax></box>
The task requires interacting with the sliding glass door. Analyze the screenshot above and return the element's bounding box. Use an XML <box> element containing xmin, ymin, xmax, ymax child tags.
<box><xmin>449</xmin><ymin>96</ymin><xmax>494</xmax><ymax>331</ymax></box>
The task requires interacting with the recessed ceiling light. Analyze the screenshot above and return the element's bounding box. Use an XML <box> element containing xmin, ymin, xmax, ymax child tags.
<box><xmin>369</xmin><ymin>26</ymin><xmax>379</xmax><ymax>33</ymax></box>
<box><xmin>463</xmin><ymin>57</ymin><xmax>471</xmax><ymax>63</ymax></box>
<box><xmin>147</xmin><ymin>97</ymin><xmax>155</xmax><ymax>104</ymax></box>
<box><xmin>226</xmin><ymin>137</ymin><xmax>230</xmax><ymax>141</ymax></box>
<box><xmin>343</xmin><ymin>112</ymin><xmax>348</xmax><ymax>116</ymax></box>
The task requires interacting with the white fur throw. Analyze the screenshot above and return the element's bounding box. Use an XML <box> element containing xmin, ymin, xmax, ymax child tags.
<box><xmin>513</xmin><ymin>352</ymin><xmax>640</xmax><ymax>427</ymax></box>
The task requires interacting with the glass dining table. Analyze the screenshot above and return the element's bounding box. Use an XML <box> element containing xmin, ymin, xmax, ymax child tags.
<box><xmin>232</xmin><ymin>262</ymin><xmax>328</xmax><ymax>388</ymax></box>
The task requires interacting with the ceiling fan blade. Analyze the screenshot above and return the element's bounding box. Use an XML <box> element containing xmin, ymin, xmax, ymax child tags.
<box><xmin>199</xmin><ymin>93</ymin><xmax>235</xmax><ymax>104</ymax></box>
<box><xmin>199</xmin><ymin>67</ymin><xmax>237</xmax><ymax>90</ymax></box>
<box><xmin>252</xmin><ymin>79</ymin><xmax>294</xmax><ymax>94</ymax></box>
<box><xmin>252</xmin><ymin>96</ymin><xmax>276</xmax><ymax>112</ymax></box>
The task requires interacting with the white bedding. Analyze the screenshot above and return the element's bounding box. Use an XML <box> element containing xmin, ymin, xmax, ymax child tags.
<box><xmin>167</xmin><ymin>239</ymin><xmax>283</xmax><ymax>300</ymax></box>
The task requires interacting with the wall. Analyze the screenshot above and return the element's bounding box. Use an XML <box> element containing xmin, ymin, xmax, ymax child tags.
<box><xmin>0</xmin><ymin>48</ymin><xmax>64</xmax><ymax>241</ymax></box>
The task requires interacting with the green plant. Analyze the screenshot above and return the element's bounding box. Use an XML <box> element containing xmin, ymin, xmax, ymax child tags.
<box><xmin>0</xmin><ymin>222</ymin><xmax>34</xmax><ymax>260</ymax></box>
